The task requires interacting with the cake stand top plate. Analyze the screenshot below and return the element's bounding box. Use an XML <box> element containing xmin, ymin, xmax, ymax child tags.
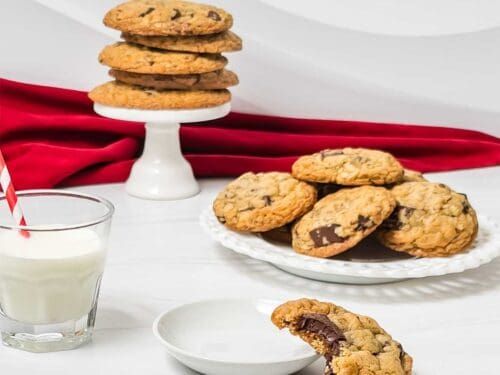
<box><xmin>94</xmin><ymin>103</ymin><xmax>231</xmax><ymax>123</ymax></box>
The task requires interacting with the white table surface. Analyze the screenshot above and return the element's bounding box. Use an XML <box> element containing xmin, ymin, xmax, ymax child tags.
<box><xmin>1</xmin><ymin>167</ymin><xmax>499</xmax><ymax>374</ymax></box>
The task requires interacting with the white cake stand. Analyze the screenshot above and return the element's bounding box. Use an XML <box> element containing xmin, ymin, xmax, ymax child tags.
<box><xmin>94</xmin><ymin>103</ymin><xmax>231</xmax><ymax>200</ymax></box>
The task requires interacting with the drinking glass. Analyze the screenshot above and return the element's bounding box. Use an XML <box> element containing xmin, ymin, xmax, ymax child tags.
<box><xmin>0</xmin><ymin>190</ymin><xmax>114</xmax><ymax>352</ymax></box>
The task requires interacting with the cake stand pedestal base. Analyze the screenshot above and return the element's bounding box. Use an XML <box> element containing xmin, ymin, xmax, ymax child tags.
<box><xmin>94</xmin><ymin>103</ymin><xmax>231</xmax><ymax>200</ymax></box>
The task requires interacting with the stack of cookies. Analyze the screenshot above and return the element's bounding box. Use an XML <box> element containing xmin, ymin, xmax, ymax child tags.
<box><xmin>89</xmin><ymin>0</ymin><xmax>241</xmax><ymax>110</ymax></box>
<box><xmin>213</xmin><ymin>148</ymin><xmax>479</xmax><ymax>258</ymax></box>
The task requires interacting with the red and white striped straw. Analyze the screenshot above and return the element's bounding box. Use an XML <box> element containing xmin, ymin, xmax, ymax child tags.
<box><xmin>0</xmin><ymin>149</ymin><xmax>30</xmax><ymax>238</ymax></box>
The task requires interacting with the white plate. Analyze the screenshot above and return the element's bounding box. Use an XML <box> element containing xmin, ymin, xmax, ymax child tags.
<box><xmin>200</xmin><ymin>207</ymin><xmax>500</xmax><ymax>284</ymax></box>
<box><xmin>94</xmin><ymin>102</ymin><xmax>231</xmax><ymax>123</ymax></box>
<box><xmin>153</xmin><ymin>299</ymin><xmax>319</xmax><ymax>375</ymax></box>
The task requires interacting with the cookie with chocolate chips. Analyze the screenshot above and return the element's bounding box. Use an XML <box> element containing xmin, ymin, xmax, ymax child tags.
<box><xmin>272</xmin><ymin>299</ymin><xmax>413</xmax><ymax>375</ymax></box>
<box><xmin>292</xmin><ymin>148</ymin><xmax>404</xmax><ymax>186</ymax></box>
<box><xmin>122</xmin><ymin>30</ymin><xmax>242</xmax><ymax>53</ymax></box>
<box><xmin>292</xmin><ymin>186</ymin><xmax>396</xmax><ymax>258</ymax></box>
<box><xmin>109</xmin><ymin>69</ymin><xmax>238</xmax><ymax>90</ymax></box>
<box><xmin>99</xmin><ymin>42</ymin><xmax>227</xmax><ymax>75</ymax></box>
<box><xmin>104</xmin><ymin>0</ymin><xmax>233</xmax><ymax>36</ymax></box>
<box><xmin>89</xmin><ymin>81</ymin><xmax>230</xmax><ymax>109</ymax></box>
<box><xmin>213</xmin><ymin>172</ymin><xmax>317</xmax><ymax>232</ymax></box>
<box><xmin>378</xmin><ymin>182</ymin><xmax>478</xmax><ymax>257</ymax></box>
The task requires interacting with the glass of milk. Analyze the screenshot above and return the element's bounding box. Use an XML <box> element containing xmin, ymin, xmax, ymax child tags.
<box><xmin>0</xmin><ymin>190</ymin><xmax>114</xmax><ymax>352</ymax></box>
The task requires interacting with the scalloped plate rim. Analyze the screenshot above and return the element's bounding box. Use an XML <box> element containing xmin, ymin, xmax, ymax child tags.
<box><xmin>200</xmin><ymin>207</ymin><xmax>500</xmax><ymax>280</ymax></box>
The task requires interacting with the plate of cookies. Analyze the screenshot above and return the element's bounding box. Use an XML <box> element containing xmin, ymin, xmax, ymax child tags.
<box><xmin>201</xmin><ymin>148</ymin><xmax>500</xmax><ymax>284</ymax></box>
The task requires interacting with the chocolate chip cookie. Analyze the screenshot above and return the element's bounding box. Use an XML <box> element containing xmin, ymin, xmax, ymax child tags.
<box><xmin>109</xmin><ymin>69</ymin><xmax>238</xmax><ymax>90</ymax></box>
<box><xmin>292</xmin><ymin>148</ymin><xmax>404</xmax><ymax>185</ymax></box>
<box><xmin>378</xmin><ymin>182</ymin><xmax>478</xmax><ymax>257</ymax></box>
<box><xmin>292</xmin><ymin>186</ymin><xmax>396</xmax><ymax>258</ymax></box>
<box><xmin>213</xmin><ymin>172</ymin><xmax>317</xmax><ymax>232</ymax></box>
<box><xmin>122</xmin><ymin>30</ymin><xmax>242</xmax><ymax>53</ymax></box>
<box><xmin>89</xmin><ymin>81</ymin><xmax>230</xmax><ymax>109</ymax></box>
<box><xmin>272</xmin><ymin>299</ymin><xmax>413</xmax><ymax>375</ymax></box>
<box><xmin>104</xmin><ymin>0</ymin><xmax>233</xmax><ymax>36</ymax></box>
<box><xmin>99</xmin><ymin>42</ymin><xmax>227</xmax><ymax>74</ymax></box>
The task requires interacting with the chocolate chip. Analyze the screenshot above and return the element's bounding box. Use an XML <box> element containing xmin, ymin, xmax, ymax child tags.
<box><xmin>397</xmin><ymin>343</ymin><xmax>406</xmax><ymax>362</ymax></box>
<box><xmin>216</xmin><ymin>216</ymin><xmax>226</xmax><ymax>224</ymax></box>
<box><xmin>238</xmin><ymin>207</ymin><xmax>254</xmax><ymax>212</ymax></box>
<box><xmin>263</xmin><ymin>195</ymin><xmax>272</xmax><ymax>206</ymax></box>
<box><xmin>355</xmin><ymin>215</ymin><xmax>373</xmax><ymax>231</ymax></box>
<box><xmin>171</xmin><ymin>8</ymin><xmax>181</xmax><ymax>20</ymax></box>
<box><xmin>207</xmin><ymin>10</ymin><xmax>221</xmax><ymax>21</ymax></box>
<box><xmin>438</xmin><ymin>183</ymin><xmax>447</xmax><ymax>188</ymax></box>
<box><xmin>148</xmin><ymin>61</ymin><xmax>155</xmax><ymax>66</ymax></box>
<box><xmin>309</xmin><ymin>224</ymin><xmax>345</xmax><ymax>246</ymax></box>
<box><xmin>458</xmin><ymin>193</ymin><xmax>471</xmax><ymax>213</ymax></box>
<box><xmin>382</xmin><ymin>206</ymin><xmax>401</xmax><ymax>230</ymax></box>
<box><xmin>382</xmin><ymin>215</ymin><xmax>402</xmax><ymax>230</ymax></box>
<box><xmin>382</xmin><ymin>205</ymin><xmax>414</xmax><ymax>230</ymax></box>
<box><xmin>297</xmin><ymin>314</ymin><xmax>345</xmax><ymax>356</ymax></box>
<box><xmin>401</xmin><ymin>206</ymin><xmax>415</xmax><ymax>218</ymax></box>
<box><xmin>139</xmin><ymin>7</ymin><xmax>155</xmax><ymax>17</ymax></box>
<box><xmin>320</xmin><ymin>150</ymin><xmax>343</xmax><ymax>160</ymax></box>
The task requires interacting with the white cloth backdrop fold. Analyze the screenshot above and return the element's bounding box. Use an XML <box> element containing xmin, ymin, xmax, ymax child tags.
<box><xmin>1</xmin><ymin>0</ymin><xmax>499</xmax><ymax>136</ymax></box>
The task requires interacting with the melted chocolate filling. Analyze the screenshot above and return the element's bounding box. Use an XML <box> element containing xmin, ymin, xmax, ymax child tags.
<box><xmin>297</xmin><ymin>313</ymin><xmax>345</xmax><ymax>356</ymax></box>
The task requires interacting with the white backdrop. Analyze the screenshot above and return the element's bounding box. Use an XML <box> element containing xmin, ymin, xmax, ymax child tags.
<box><xmin>2</xmin><ymin>0</ymin><xmax>500</xmax><ymax>136</ymax></box>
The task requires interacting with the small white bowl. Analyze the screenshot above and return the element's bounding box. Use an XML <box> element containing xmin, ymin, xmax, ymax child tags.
<box><xmin>153</xmin><ymin>299</ymin><xmax>319</xmax><ymax>375</ymax></box>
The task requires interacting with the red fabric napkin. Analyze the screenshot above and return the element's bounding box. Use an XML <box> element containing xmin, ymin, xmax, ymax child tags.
<box><xmin>0</xmin><ymin>78</ymin><xmax>499</xmax><ymax>189</ymax></box>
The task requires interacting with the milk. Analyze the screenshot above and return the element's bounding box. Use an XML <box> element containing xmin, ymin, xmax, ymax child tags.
<box><xmin>0</xmin><ymin>228</ymin><xmax>106</xmax><ymax>325</ymax></box>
